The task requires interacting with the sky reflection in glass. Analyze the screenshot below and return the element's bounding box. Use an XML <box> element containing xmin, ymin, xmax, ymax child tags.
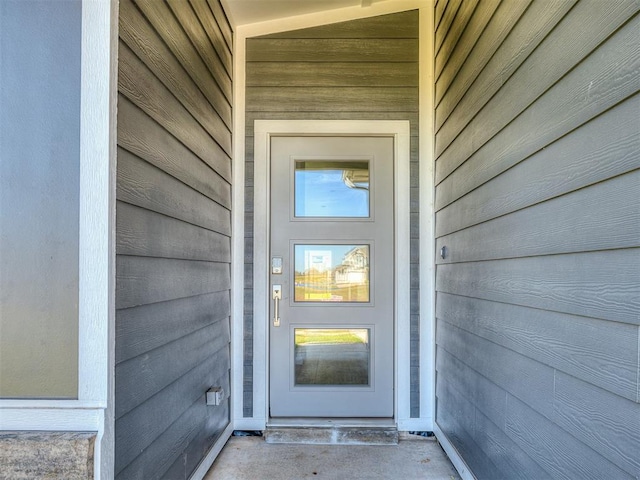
<box><xmin>295</xmin><ymin>161</ymin><xmax>369</xmax><ymax>217</ymax></box>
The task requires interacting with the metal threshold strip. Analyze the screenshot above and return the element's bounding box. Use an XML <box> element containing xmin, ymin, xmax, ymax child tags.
<box><xmin>265</xmin><ymin>418</ymin><xmax>398</xmax><ymax>445</ymax></box>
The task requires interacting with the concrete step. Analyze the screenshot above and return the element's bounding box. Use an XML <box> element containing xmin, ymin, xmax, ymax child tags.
<box><xmin>264</xmin><ymin>426</ymin><xmax>399</xmax><ymax>445</ymax></box>
<box><xmin>206</xmin><ymin>436</ymin><xmax>462</xmax><ymax>480</ymax></box>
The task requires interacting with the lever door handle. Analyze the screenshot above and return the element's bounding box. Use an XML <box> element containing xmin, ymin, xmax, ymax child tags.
<box><xmin>272</xmin><ymin>285</ymin><xmax>282</xmax><ymax>327</ymax></box>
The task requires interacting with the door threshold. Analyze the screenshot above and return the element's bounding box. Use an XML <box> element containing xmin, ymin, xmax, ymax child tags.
<box><xmin>265</xmin><ymin>419</ymin><xmax>398</xmax><ymax>445</ymax></box>
<box><xmin>267</xmin><ymin>417</ymin><xmax>396</xmax><ymax>428</ymax></box>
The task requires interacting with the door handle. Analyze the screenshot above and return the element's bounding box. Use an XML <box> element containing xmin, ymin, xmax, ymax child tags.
<box><xmin>272</xmin><ymin>285</ymin><xmax>282</xmax><ymax>327</ymax></box>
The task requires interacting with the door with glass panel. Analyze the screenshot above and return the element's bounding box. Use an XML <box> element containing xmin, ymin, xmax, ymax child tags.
<box><xmin>269</xmin><ymin>136</ymin><xmax>394</xmax><ymax>417</ymax></box>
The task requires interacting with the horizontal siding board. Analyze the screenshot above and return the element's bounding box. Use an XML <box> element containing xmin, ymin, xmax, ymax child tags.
<box><xmin>206</xmin><ymin>0</ymin><xmax>232</xmax><ymax>50</ymax></box>
<box><xmin>437</xmin><ymin>320</ymin><xmax>555</xmax><ymax>418</ymax></box>
<box><xmin>246</xmin><ymin>62</ymin><xmax>418</xmax><ymax>87</ymax></box>
<box><xmin>116</xmin><ymin>401</ymin><xmax>201</xmax><ymax>480</ymax></box>
<box><xmin>118</xmin><ymin>43</ymin><xmax>232</xmax><ymax>167</ymax></box>
<box><xmin>246</xmin><ymin>87</ymin><xmax>418</xmax><ymax>112</ymax></box>
<box><xmin>436</xmin><ymin>0</ymin><xmax>576</xmax><ymax>135</ymax></box>
<box><xmin>116</xmin><ymin>202</ymin><xmax>231</xmax><ymax>262</ymax></box>
<box><xmin>244</xmin><ymin>238</ymin><xmax>253</xmax><ymax>264</ymax></box>
<box><xmin>437</xmin><ymin>292</ymin><xmax>638</xmax><ymax>401</ymax></box>
<box><xmin>436</xmin><ymin>402</ymin><xmax>503</xmax><ymax>479</ymax></box>
<box><xmin>118</xmin><ymin>96</ymin><xmax>231</xmax><ymax>208</ymax></box>
<box><xmin>436</xmin><ymin>2</ymin><xmax>640</xmax><ymax>178</ymax></box>
<box><xmin>435</xmin><ymin>0</ymin><xmax>531</xmax><ymax>105</ymax></box>
<box><xmin>136</xmin><ymin>0</ymin><xmax>232</xmax><ymax>102</ymax></box>
<box><xmin>119</xmin><ymin>0</ymin><xmax>232</xmax><ymax>141</ymax></box>
<box><xmin>436</xmin><ymin>170</ymin><xmax>640</xmax><ymax>262</ymax></box>
<box><xmin>116</xmin><ymin>324</ymin><xmax>230</xmax><ymax>419</ymax></box>
<box><xmin>436</xmin><ymin>250</ymin><xmax>640</xmax><ymax>325</ymax></box>
<box><xmin>436</xmin><ymin>14</ymin><xmax>640</xmax><ymax>199</ymax></box>
<box><xmin>435</xmin><ymin>2</ymin><xmax>638</xmax><ymax>478</ymax></box>
<box><xmin>243</xmin><ymin>286</ymin><xmax>253</xmax><ymax>315</ymax></box>
<box><xmin>437</xmin><ymin>0</ymin><xmax>637</xmax><ymax>159</ymax></box>
<box><xmin>183</xmin><ymin>0</ymin><xmax>232</xmax><ymax>76</ymax></box>
<box><xmin>554</xmin><ymin>372</ymin><xmax>640</xmax><ymax>476</ymax></box>
<box><xmin>505</xmin><ymin>395</ymin><xmax>633</xmax><ymax>479</ymax></box>
<box><xmin>116</xmin><ymin>291</ymin><xmax>230</xmax><ymax>364</ymax></box>
<box><xmin>434</xmin><ymin>0</ymin><xmax>448</xmax><ymax>30</ymax></box>
<box><xmin>115</xmin><ymin>349</ymin><xmax>229</xmax><ymax>473</ymax></box>
<box><xmin>435</xmin><ymin>0</ymin><xmax>498</xmax><ymax>82</ymax></box>
<box><xmin>116</xmin><ymin>256</ymin><xmax>230</xmax><ymax>309</ymax></box>
<box><xmin>435</xmin><ymin>96</ymin><xmax>640</xmax><ymax>234</ymax></box>
<box><xmin>474</xmin><ymin>409</ymin><xmax>551</xmax><ymax>480</ymax></box>
<box><xmin>115</xmin><ymin>388</ymin><xmax>228</xmax><ymax>480</ymax></box>
<box><xmin>116</xmin><ymin>1</ymin><xmax>232</xmax><ymax>478</ymax></box>
<box><xmin>244</xmin><ymin>215</ymin><xmax>254</xmax><ymax>243</ymax></box>
<box><xmin>246</xmin><ymin>39</ymin><xmax>418</xmax><ymax>62</ymax></box>
<box><xmin>117</xmin><ymin>149</ymin><xmax>231</xmax><ymax>235</ymax></box>
<box><xmin>410</xmin><ymin>162</ymin><xmax>419</xmax><ymax>188</ymax></box>
<box><xmin>243</xmin><ymin>263</ymin><xmax>252</xmax><ymax>289</ymax></box>
<box><xmin>437</xmin><ymin>347</ymin><xmax>506</xmax><ymax>427</ymax></box>
<box><xmin>436</xmin><ymin>375</ymin><xmax>477</xmax><ymax>439</ymax></box>
<box><xmin>410</xmin><ymin>262</ymin><xmax>419</xmax><ymax>287</ymax></box>
<box><xmin>434</xmin><ymin>0</ymin><xmax>478</xmax><ymax>79</ymax></box>
<box><xmin>116</xmin><ymin>352</ymin><xmax>217</xmax><ymax>471</ymax></box>
<box><xmin>168</xmin><ymin>0</ymin><xmax>232</xmax><ymax>79</ymax></box>
<box><xmin>439</xmin><ymin>368</ymin><xmax>550</xmax><ymax>480</ymax></box>
<box><xmin>264</xmin><ymin>11</ymin><xmax>419</xmax><ymax>39</ymax></box>
<box><xmin>435</xmin><ymin>0</ymin><xmax>462</xmax><ymax>54</ymax></box>
<box><xmin>163</xmin><ymin>396</ymin><xmax>229</xmax><ymax>480</ymax></box>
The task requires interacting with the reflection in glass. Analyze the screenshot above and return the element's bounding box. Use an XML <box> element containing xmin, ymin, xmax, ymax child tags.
<box><xmin>295</xmin><ymin>160</ymin><xmax>369</xmax><ymax>217</ymax></box>
<box><xmin>294</xmin><ymin>245</ymin><xmax>369</xmax><ymax>302</ymax></box>
<box><xmin>294</xmin><ymin>329</ymin><xmax>370</xmax><ymax>385</ymax></box>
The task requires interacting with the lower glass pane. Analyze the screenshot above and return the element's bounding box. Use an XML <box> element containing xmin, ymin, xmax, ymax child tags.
<box><xmin>294</xmin><ymin>328</ymin><xmax>370</xmax><ymax>386</ymax></box>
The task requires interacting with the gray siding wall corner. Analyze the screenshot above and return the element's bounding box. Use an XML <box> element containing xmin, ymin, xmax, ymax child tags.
<box><xmin>434</xmin><ymin>0</ymin><xmax>640</xmax><ymax>478</ymax></box>
<box><xmin>115</xmin><ymin>1</ymin><xmax>233</xmax><ymax>478</ymax></box>
<box><xmin>244</xmin><ymin>10</ymin><xmax>420</xmax><ymax>417</ymax></box>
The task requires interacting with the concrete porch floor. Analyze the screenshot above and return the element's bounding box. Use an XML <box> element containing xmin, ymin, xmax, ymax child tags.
<box><xmin>205</xmin><ymin>434</ymin><xmax>461</xmax><ymax>479</ymax></box>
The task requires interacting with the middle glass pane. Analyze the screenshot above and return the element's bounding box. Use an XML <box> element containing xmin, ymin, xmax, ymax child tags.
<box><xmin>294</xmin><ymin>244</ymin><xmax>370</xmax><ymax>302</ymax></box>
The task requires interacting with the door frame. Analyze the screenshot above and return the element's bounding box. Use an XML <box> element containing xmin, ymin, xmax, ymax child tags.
<box><xmin>252</xmin><ymin>120</ymin><xmax>410</xmax><ymax>425</ymax></box>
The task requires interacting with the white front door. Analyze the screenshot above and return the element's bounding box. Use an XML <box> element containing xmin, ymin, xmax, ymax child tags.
<box><xmin>269</xmin><ymin>135</ymin><xmax>395</xmax><ymax>417</ymax></box>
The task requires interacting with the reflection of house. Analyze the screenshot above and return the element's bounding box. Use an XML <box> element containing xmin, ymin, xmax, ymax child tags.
<box><xmin>341</xmin><ymin>164</ymin><xmax>369</xmax><ymax>190</ymax></box>
<box><xmin>335</xmin><ymin>247</ymin><xmax>368</xmax><ymax>285</ymax></box>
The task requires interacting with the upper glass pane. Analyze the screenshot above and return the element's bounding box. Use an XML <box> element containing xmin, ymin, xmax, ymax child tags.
<box><xmin>295</xmin><ymin>160</ymin><xmax>369</xmax><ymax>217</ymax></box>
<box><xmin>294</xmin><ymin>245</ymin><xmax>369</xmax><ymax>302</ymax></box>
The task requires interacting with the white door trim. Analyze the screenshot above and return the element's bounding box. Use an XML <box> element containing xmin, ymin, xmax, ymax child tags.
<box><xmin>251</xmin><ymin>120</ymin><xmax>410</xmax><ymax>426</ymax></box>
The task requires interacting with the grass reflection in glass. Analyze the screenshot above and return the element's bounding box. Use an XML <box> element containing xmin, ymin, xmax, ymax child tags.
<box><xmin>294</xmin><ymin>329</ymin><xmax>370</xmax><ymax>386</ymax></box>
